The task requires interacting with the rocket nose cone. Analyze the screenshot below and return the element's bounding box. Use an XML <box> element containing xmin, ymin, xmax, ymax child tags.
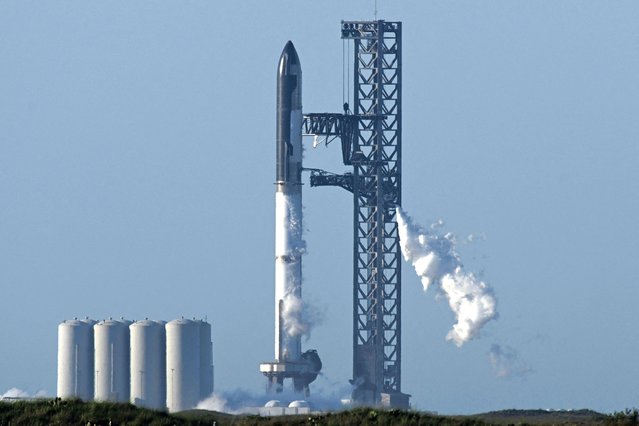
<box><xmin>278</xmin><ymin>40</ymin><xmax>301</xmax><ymax>76</ymax></box>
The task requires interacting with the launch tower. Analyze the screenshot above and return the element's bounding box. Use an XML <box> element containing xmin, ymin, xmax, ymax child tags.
<box><xmin>303</xmin><ymin>20</ymin><xmax>409</xmax><ymax>408</ymax></box>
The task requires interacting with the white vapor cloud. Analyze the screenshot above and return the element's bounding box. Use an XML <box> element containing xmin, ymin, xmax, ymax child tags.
<box><xmin>279</xmin><ymin>198</ymin><xmax>323</xmax><ymax>341</ymax></box>
<box><xmin>1</xmin><ymin>388</ymin><xmax>47</xmax><ymax>399</ymax></box>
<box><xmin>282</xmin><ymin>291</ymin><xmax>324</xmax><ymax>340</ymax></box>
<box><xmin>488</xmin><ymin>344</ymin><xmax>532</xmax><ymax>378</ymax></box>
<box><xmin>196</xmin><ymin>381</ymin><xmax>347</xmax><ymax>414</ymax></box>
<box><xmin>396</xmin><ymin>207</ymin><xmax>498</xmax><ymax>346</ymax></box>
<box><xmin>1</xmin><ymin>388</ymin><xmax>29</xmax><ymax>399</ymax></box>
<box><xmin>197</xmin><ymin>393</ymin><xmax>239</xmax><ymax>414</ymax></box>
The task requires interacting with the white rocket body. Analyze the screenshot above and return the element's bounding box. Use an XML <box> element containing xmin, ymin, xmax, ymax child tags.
<box><xmin>260</xmin><ymin>41</ymin><xmax>321</xmax><ymax>396</ymax></box>
<box><xmin>274</xmin><ymin>41</ymin><xmax>303</xmax><ymax>363</ymax></box>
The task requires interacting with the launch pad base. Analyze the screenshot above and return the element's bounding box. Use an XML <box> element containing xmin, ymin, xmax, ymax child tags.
<box><xmin>260</xmin><ymin>358</ymin><xmax>321</xmax><ymax>396</ymax></box>
<box><xmin>380</xmin><ymin>392</ymin><xmax>411</xmax><ymax>410</ymax></box>
<box><xmin>259</xmin><ymin>360</ymin><xmax>312</xmax><ymax>376</ymax></box>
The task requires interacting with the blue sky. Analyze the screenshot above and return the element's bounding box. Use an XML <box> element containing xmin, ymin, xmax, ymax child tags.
<box><xmin>1</xmin><ymin>1</ymin><xmax>638</xmax><ymax>414</ymax></box>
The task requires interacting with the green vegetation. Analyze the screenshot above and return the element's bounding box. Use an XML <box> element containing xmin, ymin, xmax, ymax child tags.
<box><xmin>607</xmin><ymin>409</ymin><xmax>639</xmax><ymax>426</ymax></box>
<box><xmin>178</xmin><ymin>407</ymin><xmax>485</xmax><ymax>426</ymax></box>
<box><xmin>0</xmin><ymin>399</ymin><xmax>634</xmax><ymax>426</ymax></box>
<box><xmin>0</xmin><ymin>398</ymin><xmax>182</xmax><ymax>426</ymax></box>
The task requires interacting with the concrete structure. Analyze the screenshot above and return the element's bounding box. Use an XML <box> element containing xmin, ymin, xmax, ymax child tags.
<box><xmin>259</xmin><ymin>400</ymin><xmax>311</xmax><ymax>416</ymax></box>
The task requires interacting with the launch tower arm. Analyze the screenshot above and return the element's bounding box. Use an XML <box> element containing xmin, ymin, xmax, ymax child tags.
<box><xmin>303</xmin><ymin>113</ymin><xmax>358</xmax><ymax>165</ymax></box>
<box><xmin>306</xmin><ymin>169</ymin><xmax>354</xmax><ymax>193</ymax></box>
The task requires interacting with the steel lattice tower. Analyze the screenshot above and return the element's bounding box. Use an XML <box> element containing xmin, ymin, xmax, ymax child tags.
<box><xmin>303</xmin><ymin>20</ymin><xmax>408</xmax><ymax>408</ymax></box>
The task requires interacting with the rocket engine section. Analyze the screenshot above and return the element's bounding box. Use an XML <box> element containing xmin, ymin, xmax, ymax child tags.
<box><xmin>299</xmin><ymin>350</ymin><xmax>322</xmax><ymax>386</ymax></box>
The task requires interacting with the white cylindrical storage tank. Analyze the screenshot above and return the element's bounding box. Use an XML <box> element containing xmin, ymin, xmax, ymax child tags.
<box><xmin>166</xmin><ymin>318</ymin><xmax>200</xmax><ymax>412</ymax></box>
<box><xmin>57</xmin><ymin>318</ymin><xmax>95</xmax><ymax>400</ymax></box>
<box><xmin>94</xmin><ymin>319</ymin><xmax>130</xmax><ymax>402</ymax></box>
<box><xmin>198</xmin><ymin>320</ymin><xmax>213</xmax><ymax>399</ymax></box>
<box><xmin>130</xmin><ymin>319</ymin><xmax>166</xmax><ymax>410</ymax></box>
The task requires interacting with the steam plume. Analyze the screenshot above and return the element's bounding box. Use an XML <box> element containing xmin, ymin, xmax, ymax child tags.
<box><xmin>396</xmin><ymin>207</ymin><xmax>497</xmax><ymax>346</ymax></box>
<box><xmin>196</xmin><ymin>381</ymin><xmax>347</xmax><ymax>413</ymax></box>
<box><xmin>488</xmin><ymin>344</ymin><xmax>532</xmax><ymax>378</ymax></box>
<box><xmin>197</xmin><ymin>393</ymin><xmax>241</xmax><ymax>414</ymax></box>
<box><xmin>1</xmin><ymin>388</ymin><xmax>28</xmax><ymax>399</ymax></box>
<box><xmin>1</xmin><ymin>388</ymin><xmax>47</xmax><ymax>399</ymax></box>
<box><xmin>279</xmin><ymin>199</ymin><xmax>323</xmax><ymax>340</ymax></box>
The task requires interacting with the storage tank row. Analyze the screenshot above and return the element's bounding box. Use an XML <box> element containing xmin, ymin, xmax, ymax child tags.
<box><xmin>57</xmin><ymin>318</ymin><xmax>213</xmax><ymax>412</ymax></box>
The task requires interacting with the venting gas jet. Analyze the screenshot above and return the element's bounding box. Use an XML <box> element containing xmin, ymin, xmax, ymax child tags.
<box><xmin>259</xmin><ymin>41</ymin><xmax>321</xmax><ymax>396</ymax></box>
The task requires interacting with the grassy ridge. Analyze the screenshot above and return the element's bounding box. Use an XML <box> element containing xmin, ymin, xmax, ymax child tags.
<box><xmin>0</xmin><ymin>399</ymin><xmax>181</xmax><ymax>426</ymax></box>
<box><xmin>0</xmin><ymin>399</ymin><xmax>635</xmax><ymax>426</ymax></box>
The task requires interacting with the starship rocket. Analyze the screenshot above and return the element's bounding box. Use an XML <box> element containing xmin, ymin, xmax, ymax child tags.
<box><xmin>274</xmin><ymin>40</ymin><xmax>303</xmax><ymax>363</ymax></box>
<box><xmin>260</xmin><ymin>41</ymin><xmax>321</xmax><ymax>395</ymax></box>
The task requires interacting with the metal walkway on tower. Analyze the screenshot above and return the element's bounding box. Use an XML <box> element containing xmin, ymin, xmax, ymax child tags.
<box><xmin>303</xmin><ymin>20</ymin><xmax>409</xmax><ymax>409</ymax></box>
